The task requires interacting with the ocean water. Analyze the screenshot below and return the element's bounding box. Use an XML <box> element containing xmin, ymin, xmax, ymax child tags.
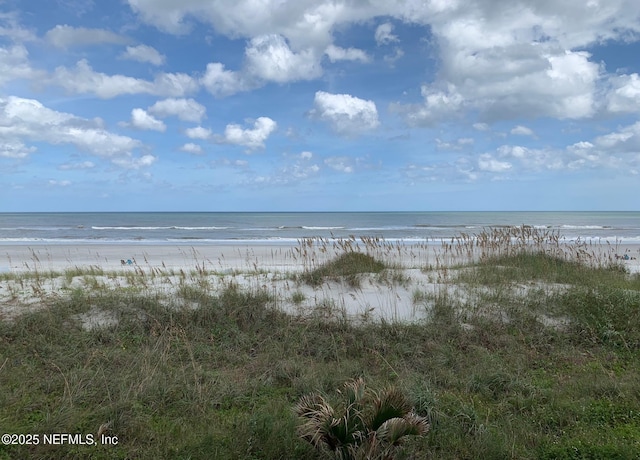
<box><xmin>1</xmin><ymin>212</ymin><xmax>639</xmax><ymax>245</ymax></box>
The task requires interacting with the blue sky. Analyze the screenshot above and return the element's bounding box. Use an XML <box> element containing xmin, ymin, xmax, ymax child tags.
<box><xmin>1</xmin><ymin>0</ymin><xmax>639</xmax><ymax>212</ymax></box>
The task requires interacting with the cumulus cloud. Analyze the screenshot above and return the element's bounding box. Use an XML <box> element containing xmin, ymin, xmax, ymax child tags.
<box><xmin>375</xmin><ymin>23</ymin><xmax>399</xmax><ymax>45</ymax></box>
<box><xmin>201</xmin><ymin>35</ymin><xmax>324</xmax><ymax>97</ymax></box>
<box><xmin>45</xmin><ymin>25</ymin><xmax>129</xmax><ymax>48</ymax></box>
<box><xmin>593</xmin><ymin>121</ymin><xmax>640</xmax><ymax>152</ymax></box>
<box><xmin>50</xmin><ymin>59</ymin><xmax>198</xmax><ymax>98</ymax></box>
<box><xmin>0</xmin><ymin>96</ymin><xmax>153</xmax><ymax>168</ymax></box>
<box><xmin>180</xmin><ymin>143</ymin><xmax>203</xmax><ymax>154</ymax></box>
<box><xmin>130</xmin><ymin>108</ymin><xmax>166</xmax><ymax>131</ymax></box>
<box><xmin>200</xmin><ymin>63</ymin><xmax>251</xmax><ymax>97</ymax></box>
<box><xmin>245</xmin><ymin>34</ymin><xmax>322</xmax><ymax>83</ymax></box>
<box><xmin>0</xmin><ymin>13</ymin><xmax>37</xmax><ymax>42</ymax></box>
<box><xmin>0</xmin><ymin>44</ymin><xmax>43</xmax><ymax>86</ymax></box>
<box><xmin>125</xmin><ymin>0</ymin><xmax>357</xmax><ymax>49</ymax></box>
<box><xmin>111</xmin><ymin>154</ymin><xmax>156</xmax><ymax>169</ymax></box>
<box><xmin>478</xmin><ymin>154</ymin><xmax>512</xmax><ymax>173</ymax></box>
<box><xmin>511</xmin><ymin>125</ymin><xmax>534</xmax><ymax>136</ymax></box>
<box><xmin>387</xmin><ymin>0</ymin><xmax>640</xmax><ymax>124</ymax></box>
<box><xmin>392</xmin><ymin>84</ymin><xmax>464</xmax><ymax>126</ymax></box>
<box><xmin>185</xmin><ymin>126</ymin><xmax>211</xmax><ymax>140</ymax></box>
<box><xmin>218</xmin><ymin>117</ymin><xmax>277</xmax><ymax>149</ymax></box>
<box><xmin>121</xmin><ymin>44</ymin><xmax>166</xmax><ymax>65</ymax></box>
<box><xmin>124</xmin><ymin>0</ymin><xmax>640</xmax><ymax>117</ymax></box>
<box><xmin>148</xmin><ymin>98</ymin><xmax>206</xmax><ymax>122</ymax></box>
<box><xmin>312</xmin><ymin>91</ymin><xmax>379</xmax><ymax>136</ymax></box>
<box><xmin>0</xmin><ymin>140</ymin><xmax>36</xmax><ymax>159</ymax></box>
<box><xmin>324</xmin><ymin>156</ymin><xmax>353</xmax><ymax>173</ymax></box>
<box><xmin>325</xmin><ymin>44</ymin><xmax>370</xmax><ymax>63</ymax></box>
<box><xmin>606</xmin><ymin>73</ymin><xmax>640</xmax><ymax>113</ymax></box>
<box><xmin>490</xmin><ymin>123</ymin><xmax>640</xmax><ymax>174</ymax></box>
<box><xmin>496</xmin><ymin>145</ymin><xmax>565</xmax><ymax>171</ymax></box>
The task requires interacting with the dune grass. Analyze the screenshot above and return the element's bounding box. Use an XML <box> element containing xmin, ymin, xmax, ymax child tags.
<box><xmin>300</xmin><ymin>251</ymin><xmax>386</xmax><ymax>288</ymax></box>
<box><xmin>1</xmin><ymin>237</ymin><xmax>640</xmax><ymax>459</ymax></box>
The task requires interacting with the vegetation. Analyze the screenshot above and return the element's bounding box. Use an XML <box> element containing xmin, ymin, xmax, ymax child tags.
<box><xmin>1</xmin><ymin>229</ymin><xmax>639</xmax><ymax>458</ymax></box>
<box><xmin>296</xmin><ymin>377</ymin><xmax>429</xmax><ymax>459</ymax></box>
<box><xmin>300</xmin><ymin>251</ymin><xmax>386</xmax><ymax>288</ymax></box>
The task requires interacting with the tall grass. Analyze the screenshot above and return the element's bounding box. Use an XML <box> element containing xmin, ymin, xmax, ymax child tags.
<box><xmin>1</xmin><ymin>228</ymin><xmax>639</xmax><ymax>458</ymax></box>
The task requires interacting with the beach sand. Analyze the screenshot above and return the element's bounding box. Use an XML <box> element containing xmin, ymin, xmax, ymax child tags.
<box><xmin>2</xmin><ymin>242</ymin><xmax>639</xmax><ymax>323</ymax></box>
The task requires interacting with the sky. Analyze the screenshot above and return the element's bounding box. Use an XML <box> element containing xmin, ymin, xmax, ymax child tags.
<box><xmin>1</xmin><ymin>0</ymin><xmax>639</xmax><ymax>212</ymax></box>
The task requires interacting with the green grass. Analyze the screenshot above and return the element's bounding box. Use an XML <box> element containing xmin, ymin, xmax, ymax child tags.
<box><xmin>1</xmin><ymin>250</ymin><xmax>640</xmax><ymax>458</ymax></box>
<box><xmin>457</xmin><ymin>251</ymin><xmax>640</xmax><ymax>289</ymax></box>
<box><xmin>300</xmin><ymin>252</ymin><xmax>386</xmax><ymax>288</ymax></box>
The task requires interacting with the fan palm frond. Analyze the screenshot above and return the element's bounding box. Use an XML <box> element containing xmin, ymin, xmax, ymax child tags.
<box><xmin>375</xmin><ymin>414</ymin><xmax>430</xmax><ymax>445</ymax></box>
<box><xmin>368</xmin><ymin>386</ymin><xmax>412</xmax><ymax>431</ymax></box>
<box><xmin>295</xmin><ymin>379</ymin><xmax>430</xmax><ymax>459</ymax></box>
<box><xmin>340</xmin><ymin>377</ymin><xmax>366</xmax><ymax>406</ymax></box>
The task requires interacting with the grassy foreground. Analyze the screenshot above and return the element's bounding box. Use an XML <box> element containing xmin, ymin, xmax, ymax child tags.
<box><xmin>1</xmin><ymin>249</ymin><xmax>640</xmax><ymax>459</ymax></box>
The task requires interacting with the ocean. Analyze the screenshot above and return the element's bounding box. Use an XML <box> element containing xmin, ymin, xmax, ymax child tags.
<box><xmin>1</xmin><ymin>212</ymin><xmax>639</xmax><ymax>245</ymax></box>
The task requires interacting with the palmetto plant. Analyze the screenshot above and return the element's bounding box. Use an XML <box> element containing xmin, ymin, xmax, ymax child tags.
<box><xmin>295</xmin><ymin>378</ymin><xmax>430</xmax><ymax>460</ymax></box>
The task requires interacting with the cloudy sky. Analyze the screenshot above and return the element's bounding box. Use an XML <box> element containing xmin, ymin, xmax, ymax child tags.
<box><xmin>1</xmin><ymin>0</ymin><xmax>639</xmax><ymax>211</ymax></box>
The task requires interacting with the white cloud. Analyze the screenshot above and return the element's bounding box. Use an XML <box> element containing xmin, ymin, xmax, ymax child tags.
<box><xmin>325</xmin><ymin>44</ymin><xmax>370</xmax><ymax>63</ymax></box>
<box><xmin>45</xmin><ymin>25</ymin><xmax>129</xmax><ymax>48</ymax></box>
<box><xmin>130</xmin><ymin>108</ymin><xmax>166</xmax><ymax>131</ymax></box>
<box><xmin>125</xmin><ymin>0</ymin><xmax>360</xmax><ymax>49</ymax></box>
<box><xmin>0</xmin><ymin>140</ymin><xmax>35</xmax><ymax>159</ymax></box>
<box><xmin>245</xmin><ymin>34</ymin><xmax>321</xmax><ymax>83</ymax></box>
<box><xmin>111</xmin><ymin>154</ymin><xmax>157</xmax><ymax>169</ymax></box>
<box><xmin>394</xmin><ymin>84</ymin><xmax>464</xmax><ymax>126</ymax></box>
<box><xmin>0</xmin><ymin>13</ymin><xmax>37</xmax><ymax>42</ymax></box>
<box><xmin>313</xmin><ymin>91</ymin><xmax>379</xmax><ymax>136</ymax></box>
<box><xmin>58</xmin><ymin>161</ymin><xmax>95</xmax><ymax>170</ymax></box>
<box><xmin>220</xmin><ymin>117</ymin><xmax>277</xmax><ymax>149</ymax></box>
<box><xmin>201</xmin><ymin>34</ymin><xmax>328</xmax><ymax>97</ymax></box>
<box><xmin>180</xmin><ymin>143</ymin><xmax>203</xmax><ymax>154</ymax></box>
<box><xmin>375</xmin><ymin>23</ymin><xmax>399</xmax><ymax>45</ymax></box>
<box><xmin>200</xmin><ymin>62</ymin><xmax>251</xmax><ymax>97</ymax></box>
<box><xmin>324</xmin><ymin>156</ymin><xmax>353</xmax><ymax>173</ymax></box>
<box><xmin>148</xmin><ymin>98</ymin><xmax>206</xmax><ymax>122</ymax></box>
<box><xmin>50</xmin><ymin>59</ymin><xmax>198</xmax><ymax>98</ymax></box>
<box><xmin>152</xmin><ymin>72</ymin><xmax>200</xmax><ymax>98</ymax></box>
<box><xmin>497</xmin><ymin>145</ymin><xmax>564</xmax><ymax>171</ymax></box>
<box><xmin>607</xmin><ymin>73</ymin><xmax>640</xmax><ymax>113</ymax></box>
<box><xmin>121</xmin><ymin>44</ymin><xmax>166</xmax><ymax>65</ymax></box>
<box><xmin>397</xmin><ymin>46</ymin><xmax>601</xmax><ymax>124</ymax></box>
<box><xmin>48</xmin><ymin>179</ymin><xmax>72</xmax><ymax>187</ymax></box>
<box><xmin>511</xmin><ymin>125</ymin><xmax>534</xmax><ymax>136</ymax></box>
<box><xmin>269</xmin><ymin>152</ymin><xmax>321</xmax><ymax>183</ymax></box>
<box><xmin>0</xmin><ymin>96</ymin><xmax>152</xmax><ymax>168</ymax></box>
<box><xmin>594</xmin><ymin>121</ymin><xmax>640</xmax><ymax>152</ymax></box>
<box><xmin>0</xmin><ymin>44</ymin><xmax>43</xmax><ymax>86</ymax></box>
<box><xmin>436</xmin><ymin>137</ymin><xmax>474</xmax><ymax>150</ymax></box>
<box><xmin>185</xmin><ymin>126</ymin><xmax>211</xmax><ymax>140</ymax></box>
<box><xmin>478</xmin><ymin>154</ymin><xmax>512</xmax><ymax>173</ymax></box>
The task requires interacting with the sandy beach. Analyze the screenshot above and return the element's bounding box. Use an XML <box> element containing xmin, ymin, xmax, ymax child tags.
<box><xmin>2</xmin><ymin>241</ymin><xmax>640</xmax><ymax>274</ymax></box>
<box><xmin>2</xmin><ymin>241</ymin><xmax>639</xmax><ymax>324</ymax></box>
